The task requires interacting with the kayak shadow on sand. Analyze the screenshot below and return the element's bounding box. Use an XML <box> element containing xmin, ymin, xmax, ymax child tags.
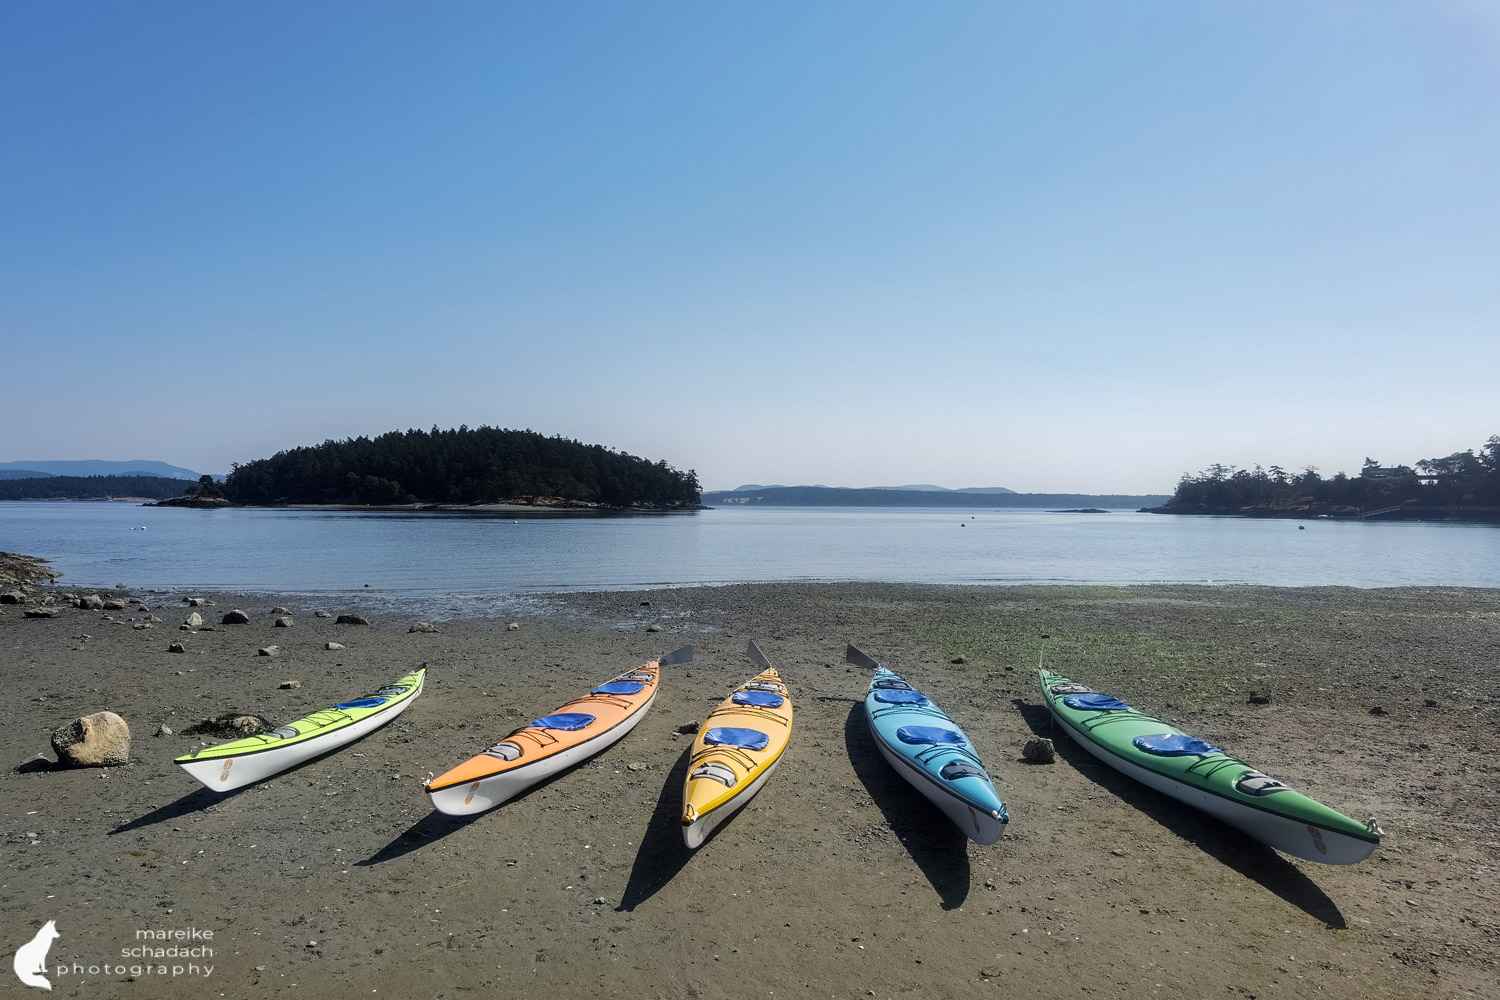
<box><xmin>356</xmin><ymin>810</ymin><xmax>485</xmax><ymax>866</ymax></box>
<box><xmin>356</xmin><ymin>755</ymin><xmax>612</xmax><ymax>866</ymax></box>
<box><xmin>1010</xmin><ymin>698</ymin><xmax>1347</xmax><ymax>929</ymax></box>
<box><xmin>844</xmin><ymin>701</ymin><xmax>971</xmax><ymax>911</ymax></box>
<box><xmin>109</xmin><ymin>784</ymin><xmax>255</xmax><ymax>835</ymax></box>
<box><xmin>616</xmin><ymin>747</ymin><xmax>699</xmax><ymax>912</ymax></box>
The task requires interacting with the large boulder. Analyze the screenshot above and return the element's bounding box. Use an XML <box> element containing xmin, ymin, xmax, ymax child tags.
<box><xmin>184</xmin><ymin>612</ymin><xmax>204</xmax><ymax>628</ymax></box>
<box><xmin>335</xmin><ymin>614</ymin><xmax>370</xmax><ymax>625</ymax></box>
<box><xmin>222</xmin><ymin>609</ymin><xmax>251</xmax><ymax>625</ymax></box>
<box><xmin>0</xmin><ymin>591</ymin><xmax>24</xmax><ymax>605</ymax></box>
<box><xmin>77</xmin><ymin>594</ymin><xmax>105</xmax><ymax>610</ymax></box>
<box><xmin>52</xmin><ymin>711</ymin><xmax>131</xmax><ymax>767</ymax></box>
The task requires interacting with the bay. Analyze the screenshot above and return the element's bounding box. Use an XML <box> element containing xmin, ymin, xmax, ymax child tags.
<box><xmin>3</xmin><ymin>502</ymin><xmax>1498</xmax><ymax>607</ymax></box>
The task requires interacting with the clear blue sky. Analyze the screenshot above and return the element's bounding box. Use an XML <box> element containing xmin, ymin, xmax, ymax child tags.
<box><xmin>3</xmin><ymin>1</ymin><xmax>1495</xmax><ymax>493</ymax></box>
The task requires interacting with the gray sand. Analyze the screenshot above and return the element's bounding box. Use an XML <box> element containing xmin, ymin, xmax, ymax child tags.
<box><xmin>3</xmin><ymin>582</ymin><xmax>1496</xmax><ymax>998</ymax></box>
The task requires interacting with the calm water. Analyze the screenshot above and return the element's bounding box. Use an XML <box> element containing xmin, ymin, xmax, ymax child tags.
<box><xmin>2</xmin><ymin>503</ymin><xmax>1497</xmax><ymax>605</ymax></box>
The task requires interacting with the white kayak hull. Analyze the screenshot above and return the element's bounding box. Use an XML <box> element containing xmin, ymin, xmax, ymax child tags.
<box><xmin>428</xmin><ymin>692</ymin><xmax>655</xmax><ymax>816</ymax></box>
<box><xmin>1046</xmin><ymin>701</ymin><xmax>1378</xmax><ymax>865</ymax></box>
<box><xmin>871</xmin><ymin>728</ymin><xmax>1007</xmax><ymax>845</ymax></box>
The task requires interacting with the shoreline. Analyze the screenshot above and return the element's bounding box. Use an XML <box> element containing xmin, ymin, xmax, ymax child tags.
<box><xmin>3</xmin><ymin>581</ymin><xmax>1496</xmax><ymax>998</ymax></box>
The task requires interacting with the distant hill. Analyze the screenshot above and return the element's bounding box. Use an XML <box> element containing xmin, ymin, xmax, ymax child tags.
<box><xmin>0</xmin><ymin>459</ymin><xmax>207</xmax><ymax>480</ymax></box>
<box><xmin>704</xmin><ymin>486</ymin><xmax>1168</xmax><ymax>508</ymax></box>
<box><xmin>730</xmin><ymin>483</ymin><xmax>1017</xmax><ymax>494</ymax></box>
<box><xmin>0</xmin><ymin>469</ymin><xmax>50</xmax><ymax>480</ymax></box>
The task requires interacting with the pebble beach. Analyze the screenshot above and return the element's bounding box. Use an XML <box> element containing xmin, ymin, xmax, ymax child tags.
<box><xmin>3</xmin><ymin>580</ymin><xmax>1497</xmax><ymax>999</ymax></box>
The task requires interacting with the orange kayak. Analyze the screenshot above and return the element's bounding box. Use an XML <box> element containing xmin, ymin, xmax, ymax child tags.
<box><xmin>425</xmin><ymin>646</ymin><xmax>692</xmax><ymax>815</ymax></box>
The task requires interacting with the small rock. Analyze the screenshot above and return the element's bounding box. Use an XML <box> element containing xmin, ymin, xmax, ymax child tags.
<box><xmin>1248</xmin><ymin>690</ymin><xmax>1272</xmax><ymax>705</ymax></box>
<box><xmin>950</xmin><ymin>656</ymin><xmax>967</xmax><ymax>664</ymax></box>
<box><xmin>645</xmin><ymin>624</ymin><xmax>662</xmax><ymax>633</ymax></box>
<box><xmin>24</xmin><ymin>608</ymin><xmax>57</xmax><ymax>619</ymax></box>
<box><xmin>258</xmin><ymin>645</ymin><xmax>279</xmax><ymax>656</ymax></box>
<box><xmin>274</xmin><ymin>616</ymin><xmax>294</xmax><ymax>628</ymax></box>
<box><xmin>168</xmin><ymin>642</ymin><xmax>185</xmax><ymax>653</ymax></box>
<box><xmin>0</xmin><ymin>591</ymin><xmax>24</xmax><ymax>605</ymax></box>
<box><xmin>640</xmin><ymin>600</ymin><xmax>651</xmax><ymax>606</ymax></box>
<box><xmin>507</xmin><ymin>622</ymin><xmax>519</xmax><ymax>631</ymax></box>
<box><xmin>314</xmin><ymin>610</ymin><xmax>332</xmax><ymax>618</ymax></box>
<box><xmin>115</xmin><ymin>582</ymin><xmax>130</xmax><ymax>591</ymax></box>
<box><xmin>102</xmin><ymin>599</ymin><xmax>126</xmax><ymax>611</ymax></box>
<box><xmin>1424</xmin><ymin>698</ymin><xmax>1438</xmax><ymax>708</ymax></box>
<box><xmin>408</xmin><ymin>621</ymin><xmax>439</xmax><ymax>633</ymax></box>
<box><xmin>675</xmin><ymin>721</ymin><xmax>700</xmax><ymax>735</ymax></box>
<box><xmin>1369</xmin><ymin>706</ymin><xmax>1389</xmax><ymax>716</ymax></box>
<box><xmin>52</xmin><ymin>711</ymin><xmax>131</xmax><ymax>767</ymax></box>
<box><xmin>184</xmin><ymin>612</ymin><xmax>204</xmax><ymax>628</ymax></box>
<box><xmin>78</xmin><ymin>594</ymin><xmax>104</xmax><ymax>610</ymax></box>
<box><xmin>1022</xmin><ymin>737</ymin><xmax>1055</xmax><ymax>763</ymax></box>
<box><xmin>325</xmin><ymin>641</ymin><xmax>345</xmax><ymax>650</ymax></box>
<box><xmin>155</xmin><ymin>723</ymin><xmax>173</xmax><ymax>737</ymax></box>
<box><xmin>593</xmin><ymin>896</ymin><xmax>607</xmax><ymax>905</ymax></box>
<box><xmin>335</xmin><ymin>614</ymin><xmax>370</xmax><ymax>626</ymax></box>
<box><xmin>279</xmin><ymin>680</ymin><xmax>302</xmax><ymax>689</ymax></box>
<box><xmin>222</xmin><ymin>609</ymin><xmax>251</xmax><ymax>625</ymax></box>
<box><xmin>271</xmin><ymin>606</ymin><xmax>291</xmax><ymax>615</ymax></box>
<box><xmin>626</xmin><ymin>762</ymin><xmax>648</xmax><ymax>771</ymax></box>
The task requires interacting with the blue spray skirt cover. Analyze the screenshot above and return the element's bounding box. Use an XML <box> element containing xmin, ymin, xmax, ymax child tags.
<box><xmin>703</xmin><ymin>727</ymin><xmax>771</xmax><ymax>751</ymax></box>
<box><xmin>732</xmin><ymin>690</ymin><xmax>785</xmax><ymax>708</ymax></box>
<box><xmin>592</xmin><ymin>681</ymin><xmax>645</xmax><ymax>695</ymax></box>
<box><xmin>528</xmin><ymin>713</ymin><xmax>596</xmax><ymax>731</ymax></box>
<box><xmin>1132</xmin><ymin>733</ymin><xmax>1223</xmax><ymax>757</ymax></box>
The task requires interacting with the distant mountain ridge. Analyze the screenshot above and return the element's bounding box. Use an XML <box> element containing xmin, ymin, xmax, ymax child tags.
<box><xmin>730</xmin><ymin>483</ymin><xmax>1017</xmax><ymax>494</ymax></box>
<box><xmin>0</xmin><ymin>459</ymin><xmax>208</xmax><ymax>480</ymax></box>
<box><xmin>705</xmin><ymin>485</ymin><xmax>1168</xmax><ymax>508</ymax></box>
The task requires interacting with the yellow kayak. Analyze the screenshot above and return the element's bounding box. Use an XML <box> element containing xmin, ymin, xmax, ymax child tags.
<box><xmin>681</xmin><ymin>641</ymin><xmax>793</xmax><ymax>847</ymax></box>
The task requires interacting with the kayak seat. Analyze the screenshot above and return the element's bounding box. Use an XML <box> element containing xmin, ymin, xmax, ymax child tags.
<box><xmin>873</xmin><ymin>689</ymin><xmax>929</xmax><ymax>705</ymax></box>
<box><xmin>732</xmin><ymin>690</ymin><xmax>785</xmax><ymax>708</ymax></box>
<box><xmin>690</xmin><ymin>761</ymin><xmax>738</xmax><ymax>787</ymax></box>
<box><xmin>375</xmin><ymin>684</ymin><xmax>411</xmax><ymax>697</ymax></box>
<box><xmin>746</xmin><ymin>681</ymin><xmax>786</xmax><ymax>694</ymax></box>
<box><xmin>620</xmin><ymin>671</ymin><xmax>655</xmax><ymax>683</ymax></box>
<box><xmin>528</xmin><ymin>713</ymin><xmax>595</xmax><ymax>731</ymax></box>
<box><xmin>1049</xmin><ymin>683</ymin><xmax>1093</xmax><ymax>695</ymax></box>
<box><xmin>940</xmin><ymin>759</ymin><xmax>988</xmax><ymax>780</ymax></box>
<box><xmin>269</xmin><ymin>726</ymin><xmax>299</xmax><ymax>740</ymax></box>
<box><xmin>896</xmin><ymin>725</ymin><xmax>967</xmax><ymax>746</ymax></box>
<box><xmin>873</xmin><ymin>677</ymin><xmax>914</xmax><ymax>690</ymax></box>
<box><xmin>335</xmin><ymin>697</ymin><xmax>387</xmax><ymax>710</ymax></box>
<box><xmin>484</xmin><ymin>741</ymin><xmax>523</xmax><ymax>761</ymax></box>
<box><xmin>593</xmin><ymin>681</ymin><xmax>645</xmax><ymax>695</ymax></box>
<box><xmin>704</xmin><ymin>727</ymin><xmax>770</xmax><ymax>751</ymax></box>
<box><xmin>1132</xmin><ymin>733</ymin><xmax>1223</xmax><ymax>756</ymax></box>
<box><xmin>1235</xmin><ymin>770</ymin><xmax>1292</xmax><ymax>796</ymax></box>
<box><xmin>1063</xmin><ymin>693</ymin><xmax>1130</xmax><ymax>712</ymax></box>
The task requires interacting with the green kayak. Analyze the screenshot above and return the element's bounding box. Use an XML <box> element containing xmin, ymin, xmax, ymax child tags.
<box><xmin>1039</xmin><ymin>668</ymin><xmax>1380</xmax><ymax>864</ymax></box>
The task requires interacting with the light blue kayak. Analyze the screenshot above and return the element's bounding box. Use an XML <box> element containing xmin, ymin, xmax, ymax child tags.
<box><xmin>850</xmin><ymin>645</ymin><xmax>1008</xmax><ymax>844</ymax></box>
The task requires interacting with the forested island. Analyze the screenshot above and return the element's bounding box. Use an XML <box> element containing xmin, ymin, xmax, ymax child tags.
<box><xmin>219</xmin><ymin>426</ymin><xmax>702</xmax><ymax>509</ymax></box>
<box><xmin>0</xmin><ymin>475</ymin><xmax>193</xmax><ymax>501</ymax></box>
<box><xmin>1150</xmin><ymin>435</ymin><xmax>1500</xmax><ymax>520</ymax></box>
